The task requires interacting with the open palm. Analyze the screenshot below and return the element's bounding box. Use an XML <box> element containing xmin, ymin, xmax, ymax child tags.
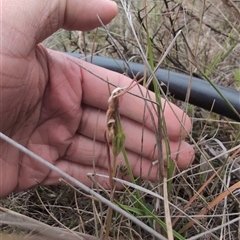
<box><xmin>0</xmin><ymin>0</ymin><xmax>194</xmax><ymax>198</ymax></box>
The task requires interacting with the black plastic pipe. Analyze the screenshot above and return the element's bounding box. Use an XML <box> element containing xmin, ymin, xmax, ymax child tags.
<box><xmin>68</xmin><ymin>53</ymin><xmax>240</xmax><ymax>122</ymax></box>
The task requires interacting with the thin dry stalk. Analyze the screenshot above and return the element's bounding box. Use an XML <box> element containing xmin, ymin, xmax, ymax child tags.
<box><xmin>103</xmin><ymin>74</ymin><xmax>144</xmax><ymax>239</ymax></box>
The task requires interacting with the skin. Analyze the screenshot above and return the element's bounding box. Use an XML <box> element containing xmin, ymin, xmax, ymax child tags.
<box><xmin>0</xmin><ymin>0</ymin><xmax>195</xmax><ymax>198</ymax></box>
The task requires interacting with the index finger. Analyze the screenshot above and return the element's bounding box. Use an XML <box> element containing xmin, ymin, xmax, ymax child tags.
<box><xmin>77</xmin><ymin>59</ymin><xmax>192</xmax><ymax>140</ymax></box>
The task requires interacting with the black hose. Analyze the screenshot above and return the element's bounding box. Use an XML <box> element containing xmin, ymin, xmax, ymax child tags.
<box><xmin>67</xmin><ymin>53</ymin><xmax>240</xmax><ymax>122</ymax></box>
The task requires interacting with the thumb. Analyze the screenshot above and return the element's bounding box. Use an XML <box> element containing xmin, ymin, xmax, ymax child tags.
<box><xmin>62</xmin><ymin>0</ymin><xmax>118</xmax><ymax>30</ymax></box>
<box><xmin>38</xmin><ymin>0</ymin><xmax>118</xmax><ymax>42</ymax></box>
<box><xmin>4</xmin><ymin>0</ymin><xmax>118</xmax><ymax>45</ymax></box>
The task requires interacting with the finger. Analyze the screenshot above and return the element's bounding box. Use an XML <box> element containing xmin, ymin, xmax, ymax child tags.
<box><xmin>43</xmin><ymin>160</ymin><xmax>152</xmax><ymax>190</ymax></box>
<box><xmin>42</xmin><ymin>161</ymin><xmax>178</xmax><ymax>189</ymax></box>
<box><xmin>5</xmin><ymin>0</ymin><xmax>118</xmax><ymax>46</ymax></box>
<box><xmin>62</xmin><ymin>0</ymin><xmax>118</xmax><ymax>30</ymax></box>
<box><xmin>77</xmin><ymin>105</ymin><xmax>194</xmax><ymax>169</ymax></box>
<box><xmin>64</xmin><ymin>133</ymin><xmax>194</xmax><ymax>177</ymax></box>
<box><xmin>40</xmin><ymin>0</ymin><xmax>118</xmax><ymax>41</ymax></box>
<box><xmin>75</xmin><ymin>59</ymin><xmax>192</xmax><ymax>140</ymax></box>
<box><xmin>42</xmin><ymin>162</ymin><xmax>114</xmax><ymax>189</ymax></box>
<box><xmin>79</xmin><ymin>104</ymin><xmax>157</xmax><ymax>158</ymax></box>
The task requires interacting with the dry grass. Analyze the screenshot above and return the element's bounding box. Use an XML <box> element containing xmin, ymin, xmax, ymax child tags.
<box><xmin>1</xmin><ymin>1</ymin><xmax>240</xmax><ymax>239</ymax></box>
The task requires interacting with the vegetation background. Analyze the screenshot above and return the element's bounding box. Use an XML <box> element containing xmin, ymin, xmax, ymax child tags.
<box><xmin>1</xmin><ymin>0</ymin><xmax>240</xmax><ymax>239</ymax></box>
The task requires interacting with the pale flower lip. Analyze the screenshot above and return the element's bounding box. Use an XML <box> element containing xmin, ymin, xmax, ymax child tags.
<box><xmin>108</xmin><ymin>87</ymin><xmax>127</xmax><ymax>103</ymax></box>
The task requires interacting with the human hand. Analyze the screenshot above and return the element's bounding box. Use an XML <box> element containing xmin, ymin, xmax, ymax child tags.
<box><xmin>0</xmin><ymin>0</ymin><xmax>194</xmax><ymax>198</ymax></box>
